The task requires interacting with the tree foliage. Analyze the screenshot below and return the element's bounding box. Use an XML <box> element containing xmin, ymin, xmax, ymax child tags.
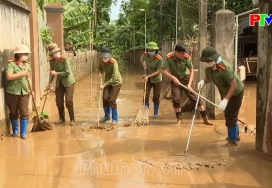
<box><xmin>40</xmin><ymin>0</ymin><xmax>254</xmax><ymax>59</ymax></box>
<box><xmin>112</xmin><ymin>0</ymin><xmax>253</xmax><ymax>48</ymax></box>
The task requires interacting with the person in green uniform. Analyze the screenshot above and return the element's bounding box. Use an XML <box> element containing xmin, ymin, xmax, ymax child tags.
<box><xmin>197</xmin><ymin>47</ymin><xmax>244</xmax><ymax>145</ymax></box>
<box><xmin>98</xmin><ymin>47</ymin><xmax>122</xmax><ymax>125</ymax></box>
<box><xmin>140</xmin><ymin>42</ymin><xmax>162</xmax><ymax>118</ymax></box>
<box><xmin>161</xmin><ymin>43</ymin><xmax>213</xmax><ymax>125</ymax></box>
<box><xmin>47</xmin><ymin>43</ymin><xmax>76</xmax><ymax>126</ymax></box>
<box><xmin>5</xmin><ymin>44</ymin><xmax>32</xmax><ymax>139</ymax></box>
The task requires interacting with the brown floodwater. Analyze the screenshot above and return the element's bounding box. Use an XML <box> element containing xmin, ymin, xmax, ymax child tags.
<box><xmin>0</xmin><ymin>67</ymin><xmax>270</xmax><ymax>188</ymax></box>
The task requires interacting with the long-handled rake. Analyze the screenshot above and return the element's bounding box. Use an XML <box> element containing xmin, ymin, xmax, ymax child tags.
<box><xmin>26</xmin><ymin>76</ymin><xmax>53</xmax><ymax>132</ymax></box>
<box><xmin>178</xmin><ymin>83</ymin><xmax>246</xmax><ymax>125</ymax></box>
<box><xmin>183</xmin><ymin>86</ymin><xmax>202</xmax><ymax>155</ymax></box>
<box><xmin>82</xmin><ymin>77</ymin><xmax>115</xmax><ymax>131</ymax></box>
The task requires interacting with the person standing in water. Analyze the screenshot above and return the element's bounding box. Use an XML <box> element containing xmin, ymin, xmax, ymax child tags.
<box><xmin>140</xmin><ymin>41</ymin><xmax>163</xmax><ymax>118</ymax></box>
<box><xmin>197</xmin><ymin>47</ymin><xmax>244</xmax><ymax>145</ymax></box>
<box><xmin>98</xmin><ymin>47</ymin><xmax>122</xmax><ymax>125</ymax></box>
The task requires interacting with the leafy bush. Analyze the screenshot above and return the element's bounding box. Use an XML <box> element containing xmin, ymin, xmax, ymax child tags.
<box><xmin>40</xmin><ymin>28</ymin><xmax>53</xmax><ymax>47</ymax></box>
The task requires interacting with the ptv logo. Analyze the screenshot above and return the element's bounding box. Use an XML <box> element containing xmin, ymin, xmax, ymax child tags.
<box><xmin>249</xmin><ymin>14</ymin><xmax>272</xmax><ymax>26</ymax></box>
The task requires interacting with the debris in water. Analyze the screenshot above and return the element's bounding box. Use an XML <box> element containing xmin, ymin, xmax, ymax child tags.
<box><xmin>81</xmin><ymin>124</ymin><xmax>114</xmax><ymax>132</ymax></box>
<box><xmin>0</xmin><ymin>131</ymin><xmax>7</xmax><ymax>140</ymax></box>
<box><xmin>122</xmin><ymin>118</ymin><xmax>149</xmax><ymax>127</ymax></box>
<box><xmin>137</xmin><ymin>156</ymin><xmax>237</xmax><ymax>171</ymax></box>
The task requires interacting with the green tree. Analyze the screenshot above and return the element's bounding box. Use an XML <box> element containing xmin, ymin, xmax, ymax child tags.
<box><xmin>208</xmin><ymin>0</ymin><xmax>253</xmax><ymax>23</ymax></box>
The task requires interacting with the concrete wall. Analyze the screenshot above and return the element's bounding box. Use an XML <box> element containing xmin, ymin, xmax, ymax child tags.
<box><xmin>209</xmin><ymin>9</ymin><xmax>235</xmax><ymax>118</ymax></box>
<box><xmin>0</xmin><ymin>0</ymin><xmax>31</xmax><ymax>133</ymax></box>
<box><xmin>0</xmin><ymin>1</ymin><xmax>98</xmax><ymax>135</ymax></box>
<box><xmin>66</xmin><ymin>51</ymin><xmax>98</xmax><ymax>81</ymax></box>
<box><xmin>49</xmin><ymin>51</ymin><xmax>98</xmax><ymax>90</ymax></box>
<box><xmin>256</xmin><ymin>0</ymin><xmax>272</xmax><ymax>155</ymax></box>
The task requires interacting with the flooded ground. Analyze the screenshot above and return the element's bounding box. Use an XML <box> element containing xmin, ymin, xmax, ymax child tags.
<box><xmin>0</xmin><ymin>67</ymin><xmax>271</xmax><ymax>188</ymax></box>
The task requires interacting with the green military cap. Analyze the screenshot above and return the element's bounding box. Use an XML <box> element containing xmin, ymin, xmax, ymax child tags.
<box><xmin>146</xmin><ymin>41</ymin><xmax>159</xmax><ymax>50</ymax></box>
<box><xmin>200</xmin><ymin>47</ymin><xmax>220</xmax><ymax>62</ymax></box>
<box><xmin>99</xmin><ymin>47</ymin><xmax>112</xmax><ymax>58</ymax></box>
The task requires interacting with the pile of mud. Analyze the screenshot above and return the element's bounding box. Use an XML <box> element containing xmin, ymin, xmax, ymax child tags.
<box><xmin>122</xmin><ymin>118</ymin><xmax>149</xmax><ymax>127</ymax></box>
<box><xmin>0</xmin><ymin>131</ymin><xmax>7</xmax><ymax>140</ymax></box>
<box><xmin>81</xmin><ymin>124</ymin><xmax>114</xmax><ymax>131</ymax></box>
<box><xmin>137</xmin><ymin>155</ymin><xmax>237</xmax><ymax>171</ymax></box>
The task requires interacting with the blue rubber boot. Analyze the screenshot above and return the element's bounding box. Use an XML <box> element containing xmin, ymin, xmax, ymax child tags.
<box><xmin>145</xmin><ymin>102</ymin><xmax>149</xmax><ymax>108</ymax></box>
<box><xmin>111</xmin><ymin>108</ymin><xmax>118</xmax><ymax>125</ymax></box>
<box><xmin>154</xmin><ymin>103</ymin><xmax>159</xmax><ymax>118</ymax></box>
<box><xmin>227</xmin><ymin>126</ymin><xmax>238</xmax><ymax>146</ymax></box>
<box><xmin>100</xmin><ymin>106</ymin><xmax>111</xmax><ymax>122</ymax></box>
<box><xmin>20</xmin><ymin>119</ymin><xmax>28</xmax><ymax>139</ymax></box>
<box><xmin>226</xmin><ymin>122</ymin><xmax>240</xmax><ymax>141</ymax></box>
<box><xmin>11</xmin><ymin>120</ymin><xmax>18</xmax><ymax>137</ymax></box>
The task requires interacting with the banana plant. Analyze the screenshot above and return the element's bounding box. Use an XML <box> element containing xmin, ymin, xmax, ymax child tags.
<box><xmin>63</xmin><ymin>0</ymin><xmax>93</xmax><ymax>29</ymax></box>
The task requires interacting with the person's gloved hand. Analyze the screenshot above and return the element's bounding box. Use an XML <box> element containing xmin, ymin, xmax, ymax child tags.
<box><xmin>197</xmin><ymin>80</ymin><xmax>205</xmax><ymax>90</ymax></box>
<box><xmin>218</xmin><ymin>98</ymin><xmax>229</xmax><ymax>111</ymax></box>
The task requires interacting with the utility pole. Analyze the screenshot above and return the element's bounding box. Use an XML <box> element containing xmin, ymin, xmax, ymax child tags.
<box><xmin>134</xmin><ymin>27</ymin><xmax>136</xmax><ymax>65</ymax></box>
<box><xmin>222</xmin><ymin>0</ymin><xmax>225</xmax><ymax>9</ymax></box>
<box><xmin>152</xmin><ymin>11</ymin><xmax>154</xmax><ymax>41</ymax></box>
<box><xmin>91</xmin><ymin>0</ymin><xmax>96</xmax><ymax>51</ymax></box>
<box><xmin>175</xmin><ymin>0</ymin><xmax>178</xmax><ymax>44</ymax></box>
<box><xmin>94</xmin><ymin>0</ymin><xmax>97</xmax><ymax>28</ymax></box>
<box><xmin>139</xmin><ymin>9</ymin><xmax>146</xmax><ymax>50</ymax></box>
<box><xmin>198</xmin><ymin>0</ymin><xmax>208</xmax><ymax>109</ymax></box>
<box><xmin>159</xmin><ymin>0</ymin><xmax>163</xmax><ymax>47</ymax></box>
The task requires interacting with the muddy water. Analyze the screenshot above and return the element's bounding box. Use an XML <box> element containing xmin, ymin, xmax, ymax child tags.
<box><xmin>0</xmin><ymin>67</ymin><xmax>270</xmax><ymax>188</ymax></box>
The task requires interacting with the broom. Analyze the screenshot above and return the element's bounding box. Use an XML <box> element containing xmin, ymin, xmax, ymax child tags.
<box><xmin>40</xmin><ymin>75</ymin><xmax>54</xmax><ymax>118</ymax></box>
<box><xmin>40</xmin><ymin>88</ymin><xmax>50</xmax><ymax>119</ymax></box>
<box><xmin>25</xmin><ymin>76</ymin><xmax>53</xmax><ymax>132</ymax></box>
<box><xmin>123</xmin><ymin>78</ymin><xmax>149</xmax><ymax>127</ymax></box>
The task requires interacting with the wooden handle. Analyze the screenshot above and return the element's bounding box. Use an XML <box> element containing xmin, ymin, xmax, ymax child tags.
<box><xmin>26</xmin><ymin>76</ymin><xmax>41</xmax><ymax>122</ymax></box>
<box><xmin>143</xmin><ymin>81</ymin><xmax>147</xmax><ymax>104</ymax></box>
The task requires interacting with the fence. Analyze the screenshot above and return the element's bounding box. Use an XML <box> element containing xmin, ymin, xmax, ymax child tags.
<box><xmin>37</xmin><ymin>8</ymin><xmax>50</xmax><ymax>97</ymax></box>
<box><xmin>177</xmin><ymin>0</ymin><xmax>199</xmax><ymax>41</ymax></box>
<box><xmin>65</xmin><ymin>51</ymin><xmax>98</xmax><ymax>82</ymax></box>
<box><xmin>48</xmin><ymin>51</ymin><xmax>98</xmax><ymax>91</ymax></box>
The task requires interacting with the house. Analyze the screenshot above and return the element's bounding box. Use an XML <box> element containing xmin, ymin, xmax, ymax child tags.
<box><xmin>237</xmin><ymin>7</ymin><xmax>259</xmax><ymax>77</ymax></box>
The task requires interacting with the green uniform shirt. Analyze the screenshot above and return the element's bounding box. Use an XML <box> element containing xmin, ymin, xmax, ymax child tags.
<box><xmin>5</xmin><ymin>60</ymin><xmax>31</xmax><ymax>95</ymax></box>
<box><xmin>49</xmin><ymin>56</ymin><xmax>75</xmax><ymax>88</ymax></box>
<box><xmin>98</xmin><ymin>58</ymin><xmax>122</xmax><ymax>86</ymax></box>
<box><xmin>140</xmin><ymin>53</ymin><xmax>163</xmax><ymax>83</ymax></box>
<box><xmin>205</xmin><ymin>60</ymin><xmax>244</xmax><ymax>99</ymax></box>
<box><xmin>162</xmin><ymin>52</ymin><xmax>193</xmax><ymax>78</ymax></box>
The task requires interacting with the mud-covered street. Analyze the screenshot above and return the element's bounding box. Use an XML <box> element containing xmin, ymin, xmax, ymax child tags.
<box><xmin>0</xmin><ymin>67</ymin><xmax>271</xmax><ymax>188</ymax></box>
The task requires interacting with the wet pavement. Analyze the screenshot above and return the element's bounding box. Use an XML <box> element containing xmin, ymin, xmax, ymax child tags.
<box><xmin>0</xmin><ymin>67</ymin><xmax>271</xmax><ymax>188</ymax></box>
